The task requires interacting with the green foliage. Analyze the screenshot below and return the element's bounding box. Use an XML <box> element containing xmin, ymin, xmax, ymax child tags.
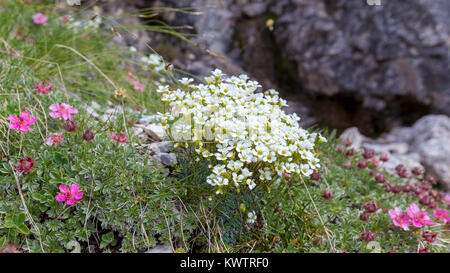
<box><xmin>0</xmin><ymin>0</ymin><xmax>196</xmax><ymax>253</ymax></box>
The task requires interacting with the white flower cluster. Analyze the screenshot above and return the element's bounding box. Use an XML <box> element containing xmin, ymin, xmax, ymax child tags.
<box><xmin>157</xmin><ymin>69</ymin><xmax>325</xmax><ymax>195</ymax></box>
<box><xmin>140</xmin><ymin>54</ymin><xmax>165</xmax><ymax>72</ymax></box>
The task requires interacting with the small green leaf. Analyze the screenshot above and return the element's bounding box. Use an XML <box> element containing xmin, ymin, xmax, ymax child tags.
<box><xmin>16</xmin><ymin>224</ymin><xmax>30</xmax><ymax>235</ymax></box>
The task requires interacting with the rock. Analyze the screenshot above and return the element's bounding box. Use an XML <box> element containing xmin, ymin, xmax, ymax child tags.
<box><xmin>409</xmin><ymin>115</ymin><xmax>450</xmax><ymax>190</ymax></box>
<box><xmin>146</xmin><ymin>245</ymin><xmax>173</xmax><ymax>253</ymax></box>
<box><xmin>132</xmin><ymin>127</ymin><xmax>144</xmax><ymax>136</ymax></box>
<box><xmin>272</xmin><ymin>0</ymin><xmax>450</xmax><ymax>116</ymax></box>
<box><xmin>363</xmin><ymin>142</ymin><xmax>409</xmax><ymax>155</ymax></box>
<box><xmin>343</xmin><ymin>115</ymin><xmax>450</xmax><ymax>191</ymax></box>
<box><xmin>153</xmin><ymin>153</ymin><xmax>177</xmax><ymax>166</ymax></box>
<box><xmin>150</xmin><ymin>141</ymin><xmax>172</xmax><ymax>154</ymax></box>
<box><xmin>144</xmin><ymin>124</ymin><xmax>165</xmax><ymax>141</ymax></box>
<box><xmin>382</xmin><ymin>153</ymin><xmax>423</xmax><ymax>175</ymax></box>
<box><xmin>339</xmin><ymin>127</ymin><xmax>366</xmax><ymax>149</ymax></box>
<box><xmin>243</xmin><ymin>2</ymin><xmax>267</xmax><ymax>18</ymax></box>
<box><xmin>138</xmin><ymin>115</ymin><xmax>158</xmax><ymax>126</ymax></box>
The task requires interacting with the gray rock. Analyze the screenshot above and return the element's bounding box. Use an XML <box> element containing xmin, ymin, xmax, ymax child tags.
<box><xmin>138</xmin><ymin>115</ymin><xmax>158</xmax><ymax>126</ymax></box>
<box><xmin>409</xmin><ymin>115</ymin><xmax>450</xmax><ymax>190</ymax></box>
<box><xmin>144</xmin><ymin>124</ymin><xmax>165</xmax><ymax>141</ymax></box>
<box><xmin>132</xmin><ymin>127</ymin><xmax>144</xmax><ymax>136</ymax></box>
<box><xmin>153</xmin><ymin>153</ymin><xmax>177</xmax><ymax>166</ymax></box>
<box><xmin>146</xmin><ymin>245</ymin><xmax>173</xmax><ymax>253</ymax></box>
<box><xmin>363</xmin><ymin>142</ymin><xmax>409</xmax><ymax>155</ymax></box>
<box><xmin>339</xmin><ymin>127</ymin><xmax>366</xmax><ymax>149</ymax></box>
<box><xmin>150</xmin><ymin>141</ymin><xmax>172</xmax><ymax>154</ymax></box>
<box><xmin>272</xmin><ymin>0</ymin><xmax>450</xmax><ymax>115</ymax></box>
<box><xmin>243</xmin><ymin>2</ymin><xmax>267</xmax><ymax>17</ymax></box>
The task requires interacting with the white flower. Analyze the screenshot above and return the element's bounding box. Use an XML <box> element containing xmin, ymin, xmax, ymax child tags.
<box><xmin>247</xmin><ymin>211</ymin><xmax>257</xmax><ymax>225</ymax></box>
<box><xmin>158</xmin><ymin>70</ymin><xmax>325</xmax><ymax>196</ymax></box>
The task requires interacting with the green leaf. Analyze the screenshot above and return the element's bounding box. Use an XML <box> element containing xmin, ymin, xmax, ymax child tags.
<box><xmin>14</xmin><ymin>213</ymin><xmax>26</xmax><ymax>226</ymax></box>
<box><xmin>16</xmin><ymin>224</ymin><xmax>30</xmax><ymax>235</ymax></box>
<box><xmin>4</xmin><ymin>215</ymin><xmax>15</xmax><ymax>228</ymax></box>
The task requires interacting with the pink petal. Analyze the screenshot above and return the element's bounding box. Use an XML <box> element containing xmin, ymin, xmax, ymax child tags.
<box><xmin>9</xmin><ymin>123</ymin><xmax>20</xmax><ymax>130</ymax></box>
<box><xmin>48</xmin><ymin>104</ymin><xmax>59</xmax><ymax>111</ymax></box>
<box><xmin>19</xmin><ymin>111</ymin><xmax>30</xmax><ymax>119</ymax></box>
<box><xmin>7</xmin><ymin>115</ymin><xmax>19</xmax><ymax>123</ymax></box>
<box><xmin>70</xmin><ymin>184</ymin><xmax>80</xmax><ymax>194</ymax></box>
<box><xmin>74</xmin><ymin>192</ymin><xmax>83</xmax><ymax>200</ymax></box>
<box><xmin>55</xmin><ymin>194</ymin><xmax>66</xmax><ymax>202</ymax></box>
<box><xmin>59</xmin><ymin>184</ymin><xmax>70</xmax><ymax>194</ymax></box>
<box><xmin>19</xmin><ymin>125</ymin><xmax>30</xmax><ymax>132</ymax></box>
<box><xmin>66</xmin><ymin>198</ymin><xmax>75</xmax><ymax>205</ymax></box>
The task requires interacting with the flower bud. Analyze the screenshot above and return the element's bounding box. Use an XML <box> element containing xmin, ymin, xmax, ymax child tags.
<box><xmin>360</xmin><ymin>231</ymin><xmax>375</xmax><ymax>242</ymax></box>
<box><xmin>310</xmin><ymin>172</ymin><xmax>321</xmax><ymax>181</ymax></box>
<box><xmin>422</xmin><ymin>232</ymin><xmax>436</xmax><ymax>243</ymax></box>
<box><xmin>322</xmin><ymin>190</ymin><xmax>334</xmax><ymax>200</ymax></box>
<box><xmin>375</xmin><ymin>173</ymin><xmax>385</xmax><ymax>183</ymax></box>
<box><xmin>411</xmin><ymin>167</ymin><xmax>422</xmax><ymax>176</ymax></box>
<box><xmin>360</xmin><ymin>212</ymin><xmax>369</xmax><ymax>221</ymax></box>
<box><xmin>82</xmin><ymin>129</ymin><xmax>95</xmax><ymax>141</ymax></box>
<box><xmin>357</xmin><ymin>160</ymin><xmax>368</xmax><ymax>169</ymax></box>
<box><xmin>63</xmin><ymin>120</ymin><xmax>78</xmax><ymax>132</ymax></box>
<box><xmin>364</xmin><ymin>201</ymin><xmax>379</xmax><ymax>213</ymax></box>
<box><xmin>362</xmin><ymin>149</ymin><xmax>374</xmax><ymax>159</ymax></box>
<box><xmin>379</xmin><ymin>153</ymin><xmax>389</xmax><ymax>162</ymax></box>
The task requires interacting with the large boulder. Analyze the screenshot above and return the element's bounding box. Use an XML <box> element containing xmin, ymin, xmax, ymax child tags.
<box><xmin>345</xmin><ymin>115</ymin><xmax>450</xmax><ymax>191</ymax></box>
<box><xmin>272</xmin><ymin>0</ymin><xmax>450</xmax><ymax>115</ymax></box>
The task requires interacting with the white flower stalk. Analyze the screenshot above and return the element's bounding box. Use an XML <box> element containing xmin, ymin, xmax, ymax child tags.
<box><xmin>158</xmin><ymin>69</ymin><xmax>325</xmax><ymax>195</ymax></box>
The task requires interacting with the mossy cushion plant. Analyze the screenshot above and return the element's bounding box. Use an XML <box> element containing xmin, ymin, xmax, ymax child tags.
<box><xmin>0</xmin><ymin>0</ymin><xmax>449</xmax><ymax>253</ymax></box>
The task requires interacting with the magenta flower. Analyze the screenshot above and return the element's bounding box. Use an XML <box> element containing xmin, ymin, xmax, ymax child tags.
<box><xmin>14</xmin><ymin>157</ymin><xmax>34</xmax><ymax>173</ymax></box>
<box><xmin>45</xmin><ymin>132</ymin><xmax>64</xmax><ymax>147</ymax></box>
<box><xmin>388</xmin><ymin>207</ymin><xmax>410</xmax><ymax>231</ymax></box>
<box><xmin>406</xmin><ymin>203</ymin><xmax>435</xmax><ymax>228</ymax></box>
<box><xmin>110</xmin><ymin>132</ymin><xmax>128</xmax><ymax>143</ymax></box>
<box><xmin>48</xmin><ymin>103</ymin><xmax>78</xmax><ymax>121</ymax></box>
<box><xmin>55</xmin><ymin>184</ymin><xmax>83</xmax><ymax>205</ymax></box>
<box><xmin>32</xmin><ymin>13</ymin><xmax>48</xmax><ymax>25</ymax></box>
<box><xmin>8</xmin><ymin>111</ymin><xmax>37</xmax><ymax>132</ymax></box>
<box><xmin>34</xmin><ymin>81</ymin><xmax>53</xmax><ymax>94</ymax></box>
<box><xmin>433</xmin><ymin>209</ymin><xmax>450</xmax><ymax>223</ymax></box>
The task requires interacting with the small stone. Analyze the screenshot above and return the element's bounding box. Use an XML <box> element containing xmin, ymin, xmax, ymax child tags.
<box><xmin>144</xmin><ymin>124</ymin><xmax>165</xmax><ymax>141</ymax></box>
<box><xmin>146</xmin><ymin>245</ymin><xmax>172</xmax><ymax>253</ymax></box>
<box><xmin>153</xmin><ymin>153</ymin><xmax>177</xmax><ymax>166</ymax></box>
<box><xmin>138</xmin><ymin>115</ymin><xmax>158</xmax><ymax>126</ymax></box>
<box><xmin>150</xmin><ymin>141</ymin><xmax>172</xmax><ymax>154</ymax></box>
<box><xmin>132</xmin><ymin>127</ymin><xmax>144</xmax><ymax>136</ymax></box>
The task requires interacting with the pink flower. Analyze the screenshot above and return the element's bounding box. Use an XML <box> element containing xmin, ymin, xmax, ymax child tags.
<box><xmin>48</xmin><ymin>103</ymin><xmax>78</xmax><ymax>120</ymax></box>
<box><xmin>45</xmin><ymin>132</ymin><xmax>64</xmax><ymax>147</ymax></box>
<box><xmin>128</xmin><ymin>72</ymin><xmax>145</xmax><ymax>91</ymax></box>
<box><xmin>110</xmin><ymin>132</ymin><xmax>128</xmax><ymax>143</ymax></box>
<box><xmin>132</xmin><ymin>80</ymin><xmax>145</xmax><ymax>91</ymax></box>
<box><xmin>34</xmin><ymin>81</ymin><xmax>53</xmax><ymax>94</ymax></box>
<box><xmin>388</xmin><ymin>207</ymin><xmax>410</xmax><ymax>231</ymax></box>
<box><xmin>8</xmin><ymin>111</ymin><xmax>37</xmax><ymax>132</ymax></box>
<box><xmin>406</xmin><ymin>203</ymin><xmax>435</xmax><ymax>228</ymax></box>
<box><xmin>433</xmin><ymin>209</ymin><xmax>450</xmax><ymax>223</ymax></box>
<box><xmin>55</xmin><ymin>184</ymin><xmax>83</xmax><ymax>205</ymax></box>
<box><xmin>32</xmin><ymin>13</ymin><xmax>48</xmax><ymax>25</ymax></box>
